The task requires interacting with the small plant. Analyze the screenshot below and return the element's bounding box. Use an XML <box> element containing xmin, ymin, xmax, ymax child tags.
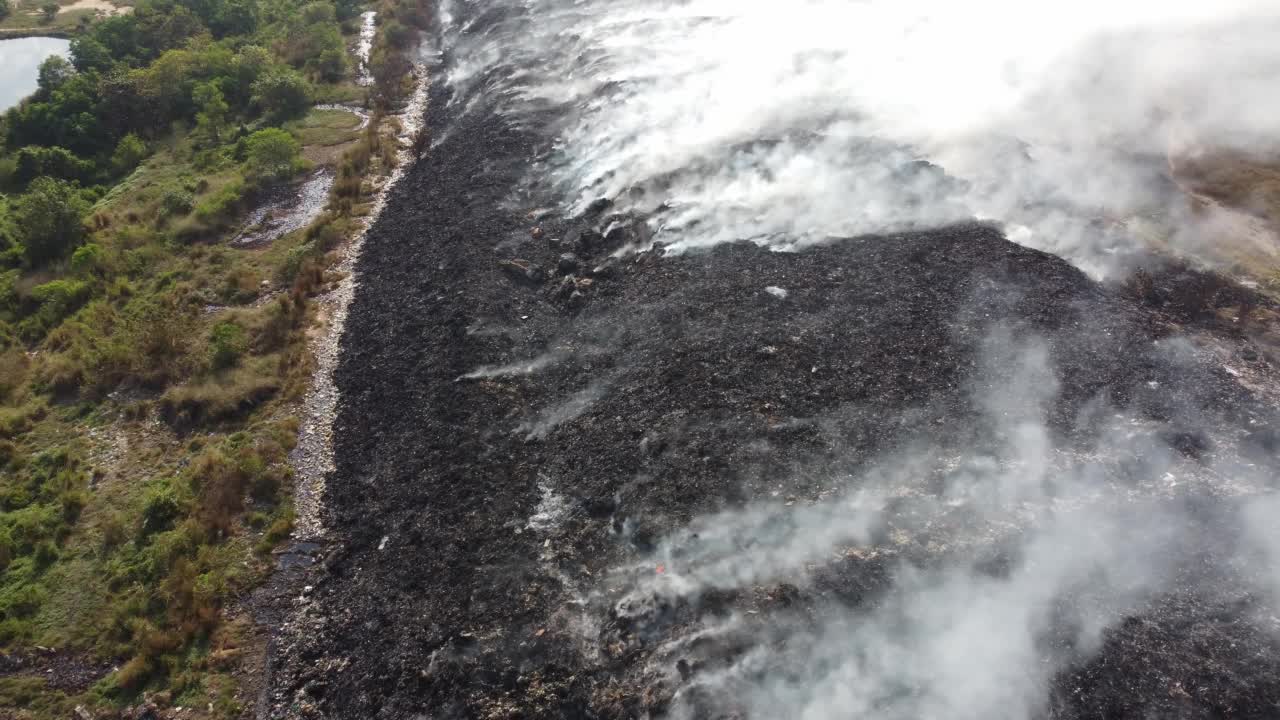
<box><xmin>69</xmin><ymin>242</ymin><xmax>102</xmax><ymax>275</ymax></box>
<box><xmin>38</xmin><ymin>2</ymin><xmax>58</xmax><ymax>23</ymax></box>
<box><xmin>111</xmin><ymin>134</ymin><xmax>148</xmax><ymax>175</ymax></box>
<box><xmin>209</xmin><ymin>321</ymin><xmax>248</xmax><ymax>370</ymax></box>
<box><xmin>160</xmin><ymin>188</ymin><xmax>195</xmax><ymax>218</ymax></box>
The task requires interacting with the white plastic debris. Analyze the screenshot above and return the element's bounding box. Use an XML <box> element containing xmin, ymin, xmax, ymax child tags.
<box><xmin>765</xmin><ymin>286</ymin><xmax>789</xmax><ymax>299</ymax></box>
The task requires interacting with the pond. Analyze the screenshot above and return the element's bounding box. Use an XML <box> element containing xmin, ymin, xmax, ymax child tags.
<box><xmin>0</xmin><ymin>36</ymin><xmax>71</xmax><ymax>112</ymax></box>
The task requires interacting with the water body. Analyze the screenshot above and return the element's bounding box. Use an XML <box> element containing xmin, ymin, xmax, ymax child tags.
<box><xmin>0</xmin><ymin>36</ymin><xmax>71</xmax><ymax>112</ymax></box>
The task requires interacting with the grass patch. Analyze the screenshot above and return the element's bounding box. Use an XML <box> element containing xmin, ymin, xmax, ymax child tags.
<box><xmin>287</xmin><ymin>108</ymin><xmax>365</xmax><ymax>148</ymax></box>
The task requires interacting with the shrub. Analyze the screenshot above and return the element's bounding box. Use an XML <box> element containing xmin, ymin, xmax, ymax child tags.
<box><xmin>70</xmin><ymin>242</ymin><xmax>103</xmax><ymax>275</ymax></box>
<box><xmin>98</xmin><ymin>512</ymin><xmax>128</xmax><ymax>550</ymax></box>
<box><xmin>382</xmin><ymin>19</ymin><xmax>414</xmax><ymax>49</ymax></box>
<box><xmin>244</xmin><ymin>128</ymin><xmax>303</xmax><ymax>182</ymax></box>
<box><xmin>194</xmin><ymin>81</ymin><xmax>229</xmax><ymax>144</ymax></box>
<box><xmin>39</xmin><ymin>2</ymin><xmax>57</xmax><ymax>22</ymax></box>
<box><xmin>313</xmin><ymin>46</ymin><xmax>348</xmax><ymax>82</ymax></box>
<box><xmin>301</xmin><ymin>1</ymin><xmax>335</xmax><ymax>24</ymax></box>
<box><xmin>194</xmin><ymin>179</ymin><xmax>246</xmax><ymax>225</ymax></box>
<box><xmin>112</xmin><ymin>134</ymin><xmax>148</xmax><ymax>175</ymax></box>
<box><xmin>0</xmin><ymin>582</ymin><xmax>45</xmax><ymax>619</ymax></box>
<box><xmin>13</xmin><ymin>178</ymin><xmax>90</xmax><ymax>265</ymax></box>
<box><xmin>0</xmin><ymin>348</ymin><xmax>29</xmax><ymax>401</ymax></box>
<box><xmin>208</xmin><ymin>321</ymin><xmax>248</xmax><ymax>369</ymax></box>
<box><xmin>14</xmin><ymin>146</ymin><xmax>95</xmax><ymax>186</ymax></box>
<box><xmin>160</xmin><ymin>188</ymin><xmax>195</xmax><ymax>218</ymax></box>
<box><xmin>158</xmin><ymin>366</ymin><xmax>280</xmax><ymax>429</ymax></box>
<box><xmin>20</xmin><ymin>279</ymin><xmax>92</xmax><ymax>341</ymax></box>
<box><xmin>256</xmin><ymin>510</ymin><xmax>293</xmax><ymax>554</ymax></box>
<box><xmin>33</xmin><ymin>540</ymin><xmax>58</xmax><ymax>568</ymax></box>
<box><xmin>253</xmin><ymin>295</ymin><xmax>302</xmax><ymax>353</ymax></box>
<box><xmin>140</xmin><ymin>482</ymin><xmax>184</xmax><ymax>538</ymax></box>
<box><xmin>114</xmin><ymin>655</ymin><xmax>153</xmax><ymax>692</ymax></box>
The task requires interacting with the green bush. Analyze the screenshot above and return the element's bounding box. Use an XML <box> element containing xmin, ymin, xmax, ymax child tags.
<box><xmin>32</xmin><ymin>540</ymin><xmax>58</xmax><ymax>568</ymax></box>
<box><xmin>209</xmin><ymin>321</ymin><xmax>247</xmax><ymax>369</ymax></box>
<box><xmin>14</xmin><ymin>146</ymin><xmax>96</xmax><ymax>186</ymax></box>
<box><xmin>19</xmin><ymin>279</ymin><xmax>92</xmax><ymax>341</ymax></box>
<box><xmin>140</xmin><ymin>482</ymin><xmax>185</xmax><ymax>539</ymax></box>
<box><xmin>13</xmin><ymin>178</ymin><xmax>90</xmax><ymax>266</ymax></box>
<box><xmin>160</xmin><ymin>188</ymin><xmax>195</xmax><ymax>218</ymax></box>
<box><xmin>112</xmin><ymin>134</ymin><xmax>148</xmax><ymax>175</ymax></box>
<box><xmin>4</xmin><ymin>504</ymin><xmax>61</xmax><ymax>555</ymax></box>
<box><xmin>244</xmin><ymin>128</ymin><xmax>303</xmax><ymax>182</ymax></box>
<box><xmin>194</xmin><ymin>179</ymin><xmax>246</xmax><ymax>225</ymax></box>
<box><xmin>70</xmin><ymin>242</ymin><xmax>103</xmax><ymax>275</ymax></box>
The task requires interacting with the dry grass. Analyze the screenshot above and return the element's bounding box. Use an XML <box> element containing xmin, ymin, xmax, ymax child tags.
<box><xmin>1178</xmin><ymin>151</ymin><xmax>1280</xmax><ymax>225</ymax></box>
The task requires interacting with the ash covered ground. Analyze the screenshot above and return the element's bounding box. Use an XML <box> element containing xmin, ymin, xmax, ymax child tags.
<box><xmin>265</xmin><ymin>2</ymin><xmax>1280</xmax><ymax>719</ymax></box>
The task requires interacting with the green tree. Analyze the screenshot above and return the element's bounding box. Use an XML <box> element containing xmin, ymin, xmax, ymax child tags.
<box><xmin>36</xmin><ymin>56</ymin><xmax>74</xmax><ymax>98</ymax></box>
<box><xmin>111</xmin><ymin>133</ymin><xmax>147</xmax><ymax>174</ymax></box>
<box><xmin>250</xmin><ymin>68</ymin><xmax>311</xmax><ymax>122</ymax></box>
<box><xmin>334</xmin><ymin>0</ymin><xmax>358</xmax><ymax>20</ymax></box>
<box><xmin>243</xmin><ymin>128</ymin><xmax>302</xmax><ymax>182</ymax></box>
<box><xmin>193</xmin><ymin>81</ymin><xmax>229</xmax><ymax>143</ymax></box>
<box><xmin>0</xmin><ymin>0</ymin><xmax>12</xmax><ymax>21</ymax></box>
<box><xmin>13</xmin><ymin>146</ymin><xmax>95</xmax><ymax>185</ymax></box>
<box><xmin>69</xmin><ymin>36</ymin><xmax>113</xmax><ymax>73</ymax></box>
<box><xmin>211</xmin><ymin>0</ymin><xmax>259</xmax><ymax>37</ymax></box>
<box><xmin>224</xmin><ymin>45</ymin><xmax>270</xmax><ymax>106</ymax></box>
<box><xmin>13</xmin><ymin>178</ymin><xmax>89</xmax><ymax>265</ymax></box>
<box><xmin>39</xmin><ymin>1</ymin><xmax>57</xmax><ymax>23</ymax></box>
<box><xmin>300</xmin><ymin>1</ymin><xmax>335</xmax><ymax>24</ymax></box>
<box><xmin>304</xmin><ymin>24</ymin><xmax>347</xmax><ymax>82</ymax></box>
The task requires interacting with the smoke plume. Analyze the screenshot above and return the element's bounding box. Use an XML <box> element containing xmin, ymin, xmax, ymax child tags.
<box><xmin>441</xmin><ymin>0</ymin><xmax>1280</xmax><ymax>277</ymax></box>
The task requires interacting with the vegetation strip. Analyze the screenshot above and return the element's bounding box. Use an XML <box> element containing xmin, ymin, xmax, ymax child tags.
<box><xmin>0</xmin><ymin>0</ymin><xmax>428</xmax><ymax>717</ymax></box>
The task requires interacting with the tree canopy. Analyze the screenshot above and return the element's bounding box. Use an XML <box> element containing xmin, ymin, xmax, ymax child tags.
<box><xmin>13</xmin><ymin>178</ymin><xmax>90</xmax><ymax>265</ymax></box>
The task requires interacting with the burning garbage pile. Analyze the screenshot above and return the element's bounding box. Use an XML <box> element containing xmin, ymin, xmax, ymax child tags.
<box><xmin>264</xmin><ymin>2</ymin><xmax>1280</xmax><ymax>718</ymax></box>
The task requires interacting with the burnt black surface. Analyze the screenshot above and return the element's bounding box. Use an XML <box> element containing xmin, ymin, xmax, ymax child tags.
<box><xmin>265</xmin><ymin>4</ymin><xmax>1280</xmax><ymax>718</ymax></box>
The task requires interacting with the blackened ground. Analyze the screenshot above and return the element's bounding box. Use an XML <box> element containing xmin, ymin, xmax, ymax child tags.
<box><xmin>263</xmin><ymin>5</ymin><xmax>1280</xmax><ymax>719</ymax></box>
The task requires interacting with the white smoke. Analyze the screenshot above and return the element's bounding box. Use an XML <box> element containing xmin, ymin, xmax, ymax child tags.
<box><xmin>518</xmin><ymin>379</ymin><xmax>613</xmax><ymax>440</ymax></box>
<box><xmin>443</xmin><ymin>0</ymin><xmax>1280</xmax><ymax>276</ymax></box>
<box><xmin>601</xmin><ymin>331</ymin><xmax>1279</xmax><ymax>718</ymax></box>
<box><xmin>457</xmin><ymin>350</ymin><xmax>565</xmax><ymax>380</ymax></box>
<box><xmin>430</xmin><ymin>2</ymin><xmax>1280</xmax><ymax>715</ymax></box>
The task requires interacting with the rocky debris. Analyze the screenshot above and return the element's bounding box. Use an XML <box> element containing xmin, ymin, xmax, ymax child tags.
<box><xmin>557</xmin><ymin>253</ymin><xmax>581</xmax><ymax>274</ymax></box>
<box><xmin>0</xmin><ymin>649</ymin><xmax>113</xmax><ymax>694</ymax></box>
<box><xmin>567</xmin><ymin>227</ymin><xmax>605</xmax><ymax>255</ymax></box>
<box><xmin>499</xmin><ymin>258</ymin><xmax>547</xmax><ymax>285</ymax></box>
